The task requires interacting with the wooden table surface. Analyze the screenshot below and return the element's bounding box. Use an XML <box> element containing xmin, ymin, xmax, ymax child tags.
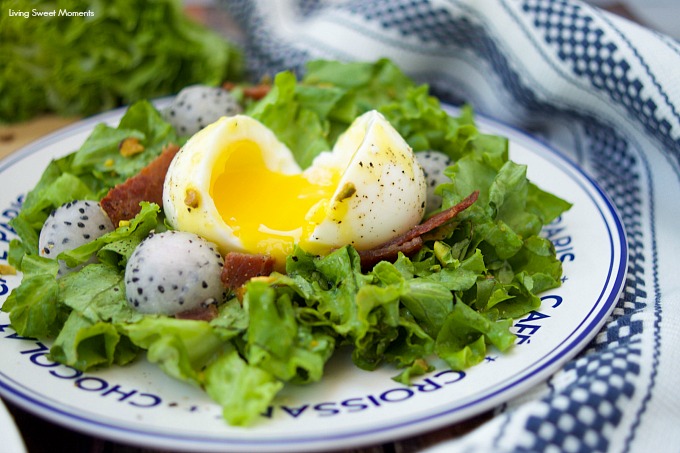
<box><xmin>0</xmin><ymin>116</ymin><xmax>79</xmax><ymax>160</ymax></box>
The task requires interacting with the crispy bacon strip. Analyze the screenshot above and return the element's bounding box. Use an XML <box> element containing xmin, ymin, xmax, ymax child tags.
<box><xmin>243</xmin><ymin>84</ymin><xmax>271</xmax><ymax>100</ymax></box>
<box><xmin>221</xmin><ymin>252</ymin><xmax>276</xmax><ymax>290</ymax></box>
<box><xmin>358</xmin><ymin>237</ymin><xmax>424</xmax><ymax>270</ymax></box>
<box><xmin>222</xmin><ymin>82</ymin><xmax>271</xmax><ymax>100</ymax></box>
<box><xmin>358</xmin><ymin>191</ymin><xmax>479</xmax><ymax>269</ymax></box>
<box><xmin>100</xmin><ymin>143</ymin><xmax>180</xmax><ymax>226</ymax></box>
<box><xmin>175</xmin><ymin>304</ymin><xmax>218</xmax><ymax>321</ymax></box>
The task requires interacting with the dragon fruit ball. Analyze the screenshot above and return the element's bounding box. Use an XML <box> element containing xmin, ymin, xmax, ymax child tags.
<box><xmin>125</xmin><ymin>230</ymin><xmax>226</xmax><ymax>315</ymax></box>
<box><xmin>164</xmin><ymin>85</ymin><xmax>242</xmax><ymax>136</ymax></box>
<box><xmin>39</xmin><ymin>200</ymin><xmax>115</xmax><ymax>276</ymax></box>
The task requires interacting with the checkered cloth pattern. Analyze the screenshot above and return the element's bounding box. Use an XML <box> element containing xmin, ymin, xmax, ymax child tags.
<box><xmin>218</xmin><ymin>1</ymin><xmax>680</xmax><ymax>451</ymax></box>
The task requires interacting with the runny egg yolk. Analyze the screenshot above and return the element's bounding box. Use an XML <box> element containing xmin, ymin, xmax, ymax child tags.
<box><xmin>164</xmin><ymin>112</ymin><xmax>428</xmax><ymax>273</ymax></box>
<box><xmin>210</xmin><ymin>139</ymin><xmax>341</xmax><ymax>264</ymax></box>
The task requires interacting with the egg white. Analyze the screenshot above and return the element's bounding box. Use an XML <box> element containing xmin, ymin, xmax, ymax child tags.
<box><xmin>163</xmin><ymin>111</ymin><xmax>427</xmax><ymax>266</ymax></box>
<box><xmin>306</xmin><ymin>110</ymin><xmax>427</xmax><ymax>251</ymax></box>
<box><xmin>163</xmin><ymin>115</ymin><xmax>300</xmax><ymax>258</ymax></box>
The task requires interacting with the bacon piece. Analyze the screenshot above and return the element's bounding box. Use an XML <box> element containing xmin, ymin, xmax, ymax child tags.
<box><xmin>358</xmin><ymin>191</ymin><xmax>479</xmax><ymax>269</ymax></box>
<box><xmin>222</xmin><ymin>82</ymin><xmax>271</xmax><ymax>100</ymax></box>
<box><xmin>243</xmin><ymin>84</ymin><xmax>271</xmax><ymax>100</ymax></box>
<box><xmin>358</xmin><ymin>237</ymin><xmax>424</xmax><ymax>270</ymax></box>
<box><xmin>175</xmin><ymin>304</ymin><xmax>218</xmax><ymax>321</ymax></box>
<box><xmin>221</xmin><ymin>252</ymin><xmax>276</xmax><ymax>290</ymax></box>
<box><xmin>100</xmin><ymin>143</ymin><xmax>180</xmax><ymax>226</ymax></box>
<box><xmin>379</xmin><ymin>191</ymin><xmax>479</xmax><ymax>249</ymax></box>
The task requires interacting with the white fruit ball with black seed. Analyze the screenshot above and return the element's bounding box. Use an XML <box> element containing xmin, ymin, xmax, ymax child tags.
<box><xmin>416</xmin><ymin>151</ymin><xmax>453</xmax><ymax>212</ymax></box>
<box><xmin>125</xmin><ymin>231</ymin><xmax>226</xmax><ymax>315</ymax></box>
<box><xmin>163</xmin><ymin>85</ymin><xmax>243</xmax><ymax>136</ymax></box>
<box><xmin>39</xmin><ymin>200</ymin><xmax>115</xmax><ymax>276</ymax></box>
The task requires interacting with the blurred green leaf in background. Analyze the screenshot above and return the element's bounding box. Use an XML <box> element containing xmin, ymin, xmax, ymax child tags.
<box><xmin>0</xmin><ymin>0</ymin><xmax>243</xmax><ymax>123</ymax></box>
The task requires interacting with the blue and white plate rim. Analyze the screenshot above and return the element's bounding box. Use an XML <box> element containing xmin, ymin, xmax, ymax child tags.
<box><xmin>0</xmin><ymin>102</ymin><xmax>628</xmax><ymax>452</ymax></box>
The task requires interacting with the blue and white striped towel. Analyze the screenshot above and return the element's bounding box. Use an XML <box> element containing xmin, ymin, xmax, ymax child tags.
<box><xmin>218</xmin><ymin>1</ymin><xmax>680</xmax><ymax>451</ymax></box>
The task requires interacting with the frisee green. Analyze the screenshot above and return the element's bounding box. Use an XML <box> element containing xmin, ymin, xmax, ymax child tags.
<box><xmin>1</xmin><ymin>59</ymin><xmax>572</xmax><ymax>426</ymax></box>
<box><xmin>0</xmin><ymin>0</ymin><xmax>243</xmax><ymax>123</ymax></box>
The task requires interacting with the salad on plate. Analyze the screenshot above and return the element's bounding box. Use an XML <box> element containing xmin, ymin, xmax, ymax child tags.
<box><xmin>1</xmin><ymin>58</ymin><xmax>572</xmax><ymax>426</ymax></box>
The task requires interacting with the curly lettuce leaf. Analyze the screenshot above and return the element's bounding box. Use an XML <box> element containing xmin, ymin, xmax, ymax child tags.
<box><xmin>0</xmin><ymin>0</ymin><xmax>243</xmax><ymax>122</ymax></box>
<box><xmin>121</xmin><ymin>317</ymin><xmax>225</xmax><ymax>384</ymax></box>
<box><xmin>247</xmin><ymin>71</ymin><xmax>331</xmax><ymax>168</ymax></box>
<box><xmin>56</xmin><ymin>263</ymin><xmax>138</xmax><ymax>325</ymax></box>
<box><xmin>2</xmin><ymin>58</ymin><xmax>574</xmax><ymax>427</ymax></box>
<box><xmin>71</xmin><ymin>100</ymin><xmax>179</xmax><ymax>187</ymax></box>
<box><xmin>248</xmin><ymin>59</ymin><xmax>422</xmax><ymax>168</ymax></box>
<box><xmin>1</xmin><ymin>255</ymin><xmax>65</xmax><ymax>338</ymax></box>
<box><xmin>204</xmin><ymin>345</ymin><xmax>284</xmax><ymax>427</ymax></box>
<box><xmin>2</xmin><ymin>203</ymin><xmax>159</xmax><ymax>339</ymax></box>
<box><xmin>8</xmin><ymin>101</ymin><xmax>176</xmax><ymax>263</ymax></box>
<box><xmin>50</xmin><ymin>311</ymin><xmax>138</xmax><ymax>370</ymax></box>
<box><xmin>244</xmin><ymin>280</ymin><xmax>335</xmax><ymax>384</ymax></box>
<box><xmin>435</xmin><ymin>298</ymin><xmax>515</xmax><ymax>371</ymax></box>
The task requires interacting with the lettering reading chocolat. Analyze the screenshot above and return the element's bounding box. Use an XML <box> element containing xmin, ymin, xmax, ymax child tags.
<box><xmin>0</xmin><ymin>325</ymin><xmax>162</xmax><ymax>409</ymax></box>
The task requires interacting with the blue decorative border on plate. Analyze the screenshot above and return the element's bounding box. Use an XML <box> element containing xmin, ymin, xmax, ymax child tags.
<box><xmin>0</xmin><ymin>107</ymin><xmax>628</xmax><ymax>451</ymax></box>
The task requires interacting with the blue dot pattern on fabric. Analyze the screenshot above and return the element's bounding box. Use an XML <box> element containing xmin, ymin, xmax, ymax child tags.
<box><xmin>521</xmin><ymin>0</ymin><xmax>679</xmax><ymax>170</ymax></box>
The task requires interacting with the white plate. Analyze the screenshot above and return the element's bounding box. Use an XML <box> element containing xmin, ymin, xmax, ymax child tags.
<box><xmin>0</xmin><ymin>105</ymin><xmax>627</xmax><ymax>452</ymax></box>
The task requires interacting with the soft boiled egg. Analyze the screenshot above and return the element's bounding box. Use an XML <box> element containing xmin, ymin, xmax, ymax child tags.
<box><xmin>163</xmin><ymin>110</ymin><xmax>427</xmax><ymax>268</ymax></box>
